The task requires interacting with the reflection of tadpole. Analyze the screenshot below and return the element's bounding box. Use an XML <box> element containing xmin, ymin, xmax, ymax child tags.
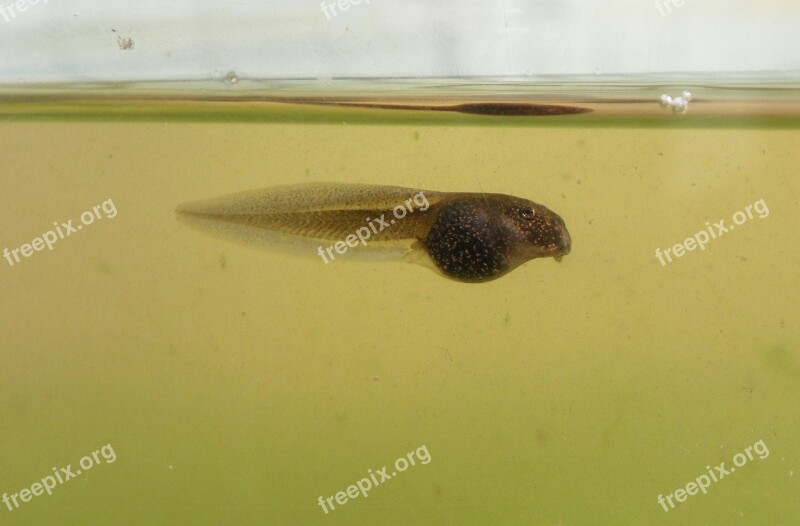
<box><xmin>310</xmin><ymin>101</ymin><xmax>593</xmax><ymax>116</ymax></box>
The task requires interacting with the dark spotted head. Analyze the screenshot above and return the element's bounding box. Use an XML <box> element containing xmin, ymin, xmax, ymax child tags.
<box><xmin>422</xmin><ymin>194</ymin><xmax>571</xmax><ymax>283</ymax></box>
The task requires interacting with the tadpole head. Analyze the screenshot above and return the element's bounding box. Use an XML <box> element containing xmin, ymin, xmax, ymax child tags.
<box><xmin>502</xmin><ymin>197</ymin><xmax>571</xmax><ymax>262</ymax></box>
<box><xmin>423</xmin><ymin>194</ymin><xmax>571</xmax><ymax>283</ymax></box>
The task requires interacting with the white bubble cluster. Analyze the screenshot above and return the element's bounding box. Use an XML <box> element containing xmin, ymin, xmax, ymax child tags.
<box><xmin>660</xmin><ymin>90</ymin><xmax>692</xmax><ymax>114</ymax></box>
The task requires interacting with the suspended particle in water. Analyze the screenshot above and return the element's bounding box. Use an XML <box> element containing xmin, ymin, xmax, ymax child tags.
<box><xmin>224</xmin><ymin>71</ymin><xmax>240</xmax><ymax>85</ymax></box>
<box><xmin>118</xmin><ymin>37</ymin><xmax>134</xmax><ymax>50</ymax></box>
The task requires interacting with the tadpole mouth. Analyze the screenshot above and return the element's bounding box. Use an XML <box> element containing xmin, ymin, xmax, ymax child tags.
<box><xmin>558</xmin><ymin>224</ymin><xmax>572</xmax><ymax>256</ymax></box>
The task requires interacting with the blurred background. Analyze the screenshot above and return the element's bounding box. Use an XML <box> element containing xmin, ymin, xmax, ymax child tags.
<box><xmin>1</xmin><ymin>0</ymin><xmax>799</xmax><ymax>82</ymax></box>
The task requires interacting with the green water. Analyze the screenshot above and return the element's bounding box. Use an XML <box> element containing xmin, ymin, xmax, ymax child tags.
<box><xmin>1</xmin><ymin>87</ymin><xmax>799</xmax><ymax>524</ymax></box>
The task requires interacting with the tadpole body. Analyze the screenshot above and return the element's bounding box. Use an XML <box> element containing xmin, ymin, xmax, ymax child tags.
<box><xmin>176</xmin><ymin>183</ymin><xmax>571</xmax><ymax>283</ymax></box>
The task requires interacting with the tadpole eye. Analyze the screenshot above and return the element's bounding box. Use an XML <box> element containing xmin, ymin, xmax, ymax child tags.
<box><xmin>519</xmin><ymin>206</ymin><xmax>535</xmax><ymax>220</ymax></box>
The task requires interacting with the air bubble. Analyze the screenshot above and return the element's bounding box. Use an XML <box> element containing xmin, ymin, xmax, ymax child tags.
<box><xmin>224</xmin><ymin>71</ymin><xmax>240</xmax><ymax>84</ymax></box>
<box><xmin>659</xmin><ymin>90</ymin><xmax>692</xmax><ymax>114</ymax></box>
